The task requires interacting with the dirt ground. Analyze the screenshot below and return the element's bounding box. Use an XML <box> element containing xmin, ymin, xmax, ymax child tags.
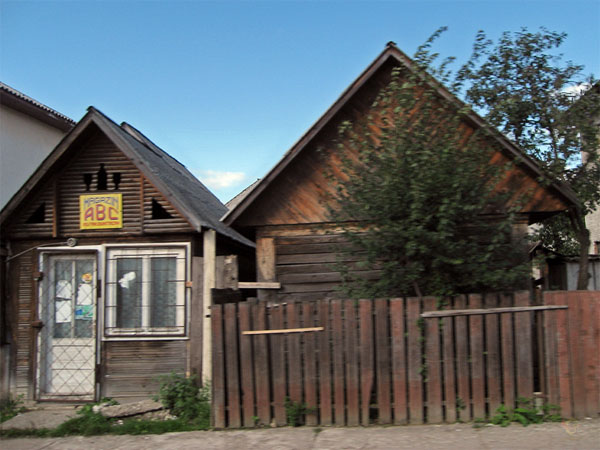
<box><xmin>2</xmin><ymin>415</ymin><xmax>599</xmax><ymax>450</ymax></box>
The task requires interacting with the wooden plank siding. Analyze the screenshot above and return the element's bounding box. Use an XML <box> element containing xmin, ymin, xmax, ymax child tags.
<box><xmin>229</xmin><ymin>56</ymin><xmax>571</xmax><ymax>232</ymax></box>
<box><xmin>101</xmin><ymin>340</ymin><xmax>187</xmax><ymax>400</ymax></box>
<box><xmin>10</xmin><ymin>250</ymin><xmax>36</xmax><ymax>398</ymax></box>
<box><xmin>211</xmin><ymin>291</ymin><xmax>600</xmax><ymax>428</ymax></box>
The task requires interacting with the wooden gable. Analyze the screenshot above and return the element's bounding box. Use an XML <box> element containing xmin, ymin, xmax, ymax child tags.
<box><xmin>227</xmin><ymin>46</ymin><xmax>577</xmax><ymax>229</ymax></box>
<box><xmin>3</xmin><ymin>123</ymin><xmax>193</xmax><ymax>238</ymax></box>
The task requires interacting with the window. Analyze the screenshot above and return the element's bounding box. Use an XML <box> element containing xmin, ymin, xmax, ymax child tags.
<box><xmin>105</xmin><ymin>247</ymin><xmax>187</xmax><ymax>336</ymax></box>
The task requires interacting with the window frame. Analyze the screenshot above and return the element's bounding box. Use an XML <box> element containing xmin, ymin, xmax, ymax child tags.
<box><xmin>104</xmin><ymin>245</ymin><xmax>189</xmax><ymax>338</ymax></box>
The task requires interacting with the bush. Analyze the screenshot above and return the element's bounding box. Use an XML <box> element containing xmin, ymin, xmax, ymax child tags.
<box><xmin>154</xmin><ymin>372</ymin><xmax>210</xmax><ymax>427</ymax></box>
<box><xmin>489</xmin><ymin>397</ymin><xmax>562</xmax><ymax>427</ymax></box>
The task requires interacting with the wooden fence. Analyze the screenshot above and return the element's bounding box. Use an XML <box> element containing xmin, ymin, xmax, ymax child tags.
<box><xmin>211</xmin><ymin>290</ymin><xmax>600</xmax><ymax>428</ymax></box>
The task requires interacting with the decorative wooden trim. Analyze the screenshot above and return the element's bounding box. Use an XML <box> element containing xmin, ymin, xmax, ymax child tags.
<box><xmin>238</xmin><ymin>282</ymin><xmax>281</xmax><ymax>289</ymax></box>
<box><xmin>421</xmin><ymin>305</ymin><xmax>567</xmax><ymax>318</ymax></box>
<box><xmin>242</xmin><ymin>327</ymin><xmax>324</xmax><ymax>335</ymax></box>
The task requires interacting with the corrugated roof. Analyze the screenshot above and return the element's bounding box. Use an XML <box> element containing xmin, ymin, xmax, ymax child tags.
<box><xmin>0</xmin><ymin>81</ymin><xmax>75</xmax><ymax>131</ymax></box>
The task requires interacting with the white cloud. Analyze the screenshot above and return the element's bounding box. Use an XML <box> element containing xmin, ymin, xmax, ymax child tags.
<box><xmin>196</xmin><ymin>170</ymin><xmax>246</xmax><ymax>189</ymax></box>
<box><xmin>561</xmin><ymin>82</ymin><xmax>592</xmax><ymax>99</ymax></box>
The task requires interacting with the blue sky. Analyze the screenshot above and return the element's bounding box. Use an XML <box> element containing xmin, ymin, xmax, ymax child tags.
<box><xmin>2</xmin><ymin>0</ymin><xmax>599</xmax><ymax>202</ymax></box>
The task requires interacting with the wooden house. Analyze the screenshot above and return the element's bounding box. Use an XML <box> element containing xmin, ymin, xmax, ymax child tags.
<box><xmin>224</xmin><ymin>43</ymin><xmax>580</xmax><ymax>302</ymax></box>
<box><xmin>0</xmin><ymin>107</ymin><xmax>254</xmax><ymax>402</ymax></box>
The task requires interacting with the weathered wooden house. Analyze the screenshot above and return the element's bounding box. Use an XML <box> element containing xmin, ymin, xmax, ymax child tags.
<box><xmin>0</xmin><ymin>107</ymin><xmax>254</xmax><ymax>402</ymax></box>
<box><xmin>224</xmin><ymin>43</ymin><xmax>580</xmax><ymax>301</ymax></box>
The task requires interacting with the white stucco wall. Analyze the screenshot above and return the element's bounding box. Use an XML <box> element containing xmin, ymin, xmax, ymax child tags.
<box><xmin>587</xmin><ymin>209</ymin><xmax>600</xmax><ymax>254</ymax></box>
<box><xmin>0</xmin><ymin>105</ymin><xmax>68</xmax><ymax>208</ymax></box>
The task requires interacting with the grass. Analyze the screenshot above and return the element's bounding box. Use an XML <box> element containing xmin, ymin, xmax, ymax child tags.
<box><xmin>0</xmin><ymin>395</ymin><xmax>27</xmax><ymax>424</ymax></box>
<box><xmin>0</xmin><ymin>409</ymin><xmax>210</xmax><ymax>439</ymax></box>
<box><xmin>1</xmin><ymin>373</ymin><xmax>213</xmax><ymax>439</ymax></box>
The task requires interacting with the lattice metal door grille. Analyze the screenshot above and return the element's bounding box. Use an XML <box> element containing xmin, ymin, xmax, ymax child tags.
<box><xmin>37</xmin><ymin>254</ymin><xmax>97</xmax><ymax>400</ymax></box>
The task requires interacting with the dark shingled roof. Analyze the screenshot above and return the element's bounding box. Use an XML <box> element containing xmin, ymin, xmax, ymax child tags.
<box><xmin>1</xmin><ymin>106</ymin><xmax>254</xmax><ymax>248</ymax></box>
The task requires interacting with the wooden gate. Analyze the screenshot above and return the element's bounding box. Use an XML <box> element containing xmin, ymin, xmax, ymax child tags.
<box><xmin>211</xmin><ymin>291</ymin><xmax>600</xmax><ymax>428</ymax></box>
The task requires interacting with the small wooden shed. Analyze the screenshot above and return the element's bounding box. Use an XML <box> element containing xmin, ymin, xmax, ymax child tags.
<box><xmin>224</xmin><ymin>43</ymin><xmax>579</xmax><ymax>302</ymax></box>
<box><xmin>0</xmin><ymin>107</ymin><xmax>254</xmax><ymax>402</ymax></box>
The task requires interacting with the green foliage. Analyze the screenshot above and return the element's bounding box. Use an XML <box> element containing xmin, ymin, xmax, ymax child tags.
<box><xmin>456</xmin><ymin>27</ymin><xmax>599</xmax><ymax>285</ymax></box>
<box><xmin>530</xmin><ymin>212</ymin><xmax>580</xmax><ymax>256</ymax></box>
<box><xmin>327</xmin><ymin>36</ymin><xmax>530</xmax><ymax>298</ymax></box>
<box><xmin>0</xmin><ymin>390</ymin><xmax>210</xmax><ymax>438</ymax></box>
<box><xmin>489</xmin><ymin>398</ymin><xmax>562</xmax><ymax>427</ymax></box>
<box><xmin>284</xmin><ymin>397</ymin><xmax>315</xmax><ymax>427</ymax></box>
<box><xmin>154</xmin><ymin>372</ymin><xmax>210</xmax><ymax>426</ymax></box>
<box><xmin>0</xmin><ymin>394</ymin><xmax>26</xmax><ymax>423</ymax></box>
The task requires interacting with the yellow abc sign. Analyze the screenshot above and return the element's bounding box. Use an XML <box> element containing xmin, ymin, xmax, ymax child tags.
<box><xmin>79</xmin><ymin>194</ymin><xmax>123</xmax><ymax>229</ymax></box>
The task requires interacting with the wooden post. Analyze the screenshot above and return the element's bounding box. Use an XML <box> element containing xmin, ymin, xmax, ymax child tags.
<box><xmin>189</xmin><ymin>256</ymin><xmax>204</xmax><ymax>378</ymax></box>
<box><xmin>256</xmin><ymin>237</ymin><xmax>276</xmax><ymax>302</ymax></box>
<box><xmin>202</xmin><ymin>229</ymin><xmax>217</xmax><ymax>383</ymax></box>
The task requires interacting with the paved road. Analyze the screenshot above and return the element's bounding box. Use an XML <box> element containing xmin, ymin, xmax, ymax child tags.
<box><xmin>2</xmin><ymin>418</ymin><xmax>599</xmax><ymax>450</ymax></box>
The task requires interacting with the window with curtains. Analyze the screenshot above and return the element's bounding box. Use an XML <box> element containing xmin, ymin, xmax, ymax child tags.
<box><xmin>105</xmin><ymin>247</ymin><xmax>187</xmax><ymax>336</ymax></box>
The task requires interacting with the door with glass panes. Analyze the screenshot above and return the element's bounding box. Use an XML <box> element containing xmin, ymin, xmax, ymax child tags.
<box><xmin>37</xmin><ymin>254</ymin><xmax>97</xmax><ymax>400</ymax></box>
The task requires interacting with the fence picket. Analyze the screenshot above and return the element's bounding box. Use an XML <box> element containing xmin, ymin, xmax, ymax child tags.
<box><xmin>454</xmin><ymin>295</ymin><xmax>470</xmax><ymax>421</ymax></box>
<box><xmin>319</xmin><ymin>300</ymin><xmax>333</xmax><ymax>425</ymax></box>
<box><xmin>270</xmin><ymin>304</ymin><xmax>287</xmax><ymax>426</ymax></box>
<box><xmin>468</xmin><ymin>294</ymin><xmax>485</xmax><ymax>419</ymax></box>
<box><xmin>332</xmin><ymin>299</ymin><xmax>345</xmax><ymax>425</ymax></box>
<box><xmin>424</xmin><ymin>297</ymin><xmax>443</xmax><ymax>423</ymax></box>
<box><xmin>224</xmin><ymin>303</ymin><xmax>241</xmax><ymax>428</ymax></box>
<box><xmin>238</xmin><ymin>302</ymin><xmax>256</xmax><ymax>427</ymax></box>
<box><xmin>499</xmin><ymin>294</ymin><xmax>516</xmax><ymax>410</ymax></box>
<box><xmin>287</xmin><ymin>301</ymin><xmax>303</xmax><ymax>405</ymax></box>
<box><xmin>303</xmin><ymin>302</ymin><xmax>318</xmax><ymax>426</ymax></box>
<box><xmin>252</xmin><ymin>300</ymin><xmax>271</xmax><ymax>425</ymax></box>
<box><xmin>484</xmin><ymin>294</ymin><xmax>502</xmax><ymax>416</ymax></box>
<box><xmin>406</xmin><ymin>297</ymin><xmax>423</xmax><ymax>424</ymax></box>
<box><xmin>390</xmin><ymin>298</ymin><xmax>407</xmax><ymax>424</ymax></box>
<box><xmin>211</xmin><ymin>304</ymin><xmax>226</xmax><ymax>428</ymax></box>
<box><xmin>360</xmin><ymin>300</ymin><xmax>374</xmax><ymax>426</ymax></box>
<box><xmin>514</xmin><ymin>291</ymin><xmax>534</xmax><ymax>400</ymax></box>
<box><xmin>375</xmin><ymin>299</ymin><xmax>392</xmax><ymax>424</ymax></box>
<box><xmin>344</xmin><ymin>299</ymin><xmax>360</xmax><ymax>426</ymax></box>
<box><xmin>442</xmin><ymin>304</ymin><xmax>456</xmax><ymax>423</ymax></box>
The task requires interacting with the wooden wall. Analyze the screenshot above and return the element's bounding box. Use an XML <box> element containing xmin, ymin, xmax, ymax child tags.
<box><xmin>101</xmin><ymin>340</ymin><xmax>187</xmax><ymax>401</ymax></box>
<box><xmin>232</xmin><ymin>58</ymin><xmax>570</xmax><ymax>230</ymax></box>
<box><xmin>253</xmin><ymin>225</ymin><xmax>374</xmax><ymax>302</ymax></box>
<box><xmin>4</xmin><ymin>128</ymin><xmax>193</xmax><ymax>239</ymax></box>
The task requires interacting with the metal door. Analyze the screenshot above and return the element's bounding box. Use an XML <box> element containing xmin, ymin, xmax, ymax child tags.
<box><xmin>37</xmin><ymin>254</ymin><xmax>97</xmax><ymax>400</ymax></box>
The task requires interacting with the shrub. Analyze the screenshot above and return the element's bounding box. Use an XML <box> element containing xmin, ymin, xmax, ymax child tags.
<box><xmin>154</xmin><ymin>372</ymin><xmax>210</xmax><ymax>427</ymax></box>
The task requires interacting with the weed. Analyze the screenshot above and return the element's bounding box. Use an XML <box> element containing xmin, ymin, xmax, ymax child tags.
<box><xmin>487</xmin><ymin>398</ymin><xmax>562</xmax><ymax>427</ymax></box>
<box><xmin>0</xmin><ymin>394</ymin><xmax>26</xmax><ymax>423</ymax></box>
<box><xmin>154</xmin><ymin>372</ymin><xmax>210</xmax><ymax>427</ymax></box>
<box><xmin>284</xmin><ymin>397</ymin><xmax>315</xmax><ymax>427</ymax></box>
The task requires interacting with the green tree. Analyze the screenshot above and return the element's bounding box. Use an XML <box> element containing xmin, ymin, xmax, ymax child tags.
<box><xmin>456</xmin><ymin>28</ymin><xmax>600</xmax><ymax>289</ymax></box>
<box><xmin>327</xmin><ymin>36</ymin><xmax>530</xmax><ymax>298</ymax></box>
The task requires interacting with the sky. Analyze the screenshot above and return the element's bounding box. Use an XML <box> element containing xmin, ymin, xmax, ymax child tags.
<box><xmin>1</xmin><ymin>0</ymin><xmax>599</xmax><ymax>203</ymax></box>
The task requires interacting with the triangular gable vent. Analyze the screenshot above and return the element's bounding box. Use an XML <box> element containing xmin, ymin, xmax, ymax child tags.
<box><xmin>151</xmin><ymin>198</ymin><xmax>173</xmax><ymax>220</ymax></box>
